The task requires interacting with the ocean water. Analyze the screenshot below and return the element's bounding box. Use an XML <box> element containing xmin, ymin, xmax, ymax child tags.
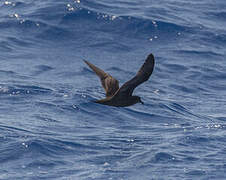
<box><xmin>0</xmin><ymin>0</ymin><xmax>226</xmax><ymax>179</ymax></box>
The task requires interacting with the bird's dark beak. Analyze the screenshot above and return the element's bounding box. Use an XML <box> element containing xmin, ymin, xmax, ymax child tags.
<box><xmin>140</xmin><ymin>100</ymin><xmax>144</xmax><ymax>104</ymax></box>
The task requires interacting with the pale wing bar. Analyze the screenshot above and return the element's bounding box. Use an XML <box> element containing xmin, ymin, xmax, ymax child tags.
<box><xmin>84</xmin><ymin>60</ymin><xmax>119</xmax><ymax>97</ymax></box>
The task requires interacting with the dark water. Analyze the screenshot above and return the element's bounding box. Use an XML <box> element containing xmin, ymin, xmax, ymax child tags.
<box><xmin>1</xmin><ymin>0</ymin><xmax>226</xmax><ymax>179</ymax></box>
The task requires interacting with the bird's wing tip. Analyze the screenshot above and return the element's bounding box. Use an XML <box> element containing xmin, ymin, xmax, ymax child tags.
<box><xmin>83</xmin><ymin>59</ymin><xmax>89</xmax><ymax>64</ymax></box>
<box><xmin>147</xmin><ymin>53</ymin><xmax>154</xmax><ymax>60</ymax></box>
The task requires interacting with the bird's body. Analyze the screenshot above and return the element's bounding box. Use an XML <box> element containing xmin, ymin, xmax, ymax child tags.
<box><xmin>95</xmin><ymin>95</ymin><xmax>141</xmax><ymax>107</ymax></box>
<box><xmin>84</xmin><ymin>54</ymin><xmax>155</xmax><ymax>107</ymax></box>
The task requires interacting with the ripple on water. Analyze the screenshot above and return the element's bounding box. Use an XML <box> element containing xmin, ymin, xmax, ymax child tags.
<box><xmin>1</xmin><ymin>0</ymin><xmax>226</xmax><ymax>179</ymax></box>
<box><xmin>151</xmin><ymin>152</ymin><xmax>176</xmax><ymax>163</ymax></box>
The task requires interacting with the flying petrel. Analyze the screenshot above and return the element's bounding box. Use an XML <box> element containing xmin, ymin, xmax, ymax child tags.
<box><xmin>84</xmin><ymin>53</ymin><xmax>155</xmax><ymax>107</ymax></box>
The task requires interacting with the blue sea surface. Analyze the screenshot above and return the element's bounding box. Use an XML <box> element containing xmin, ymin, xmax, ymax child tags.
<box><xmin>1</xmin><ymin>0</ymin><xmax>226</xmax><ymax>179</ymax></box>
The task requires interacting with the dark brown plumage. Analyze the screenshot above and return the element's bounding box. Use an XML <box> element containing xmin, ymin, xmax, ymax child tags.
<box><xmin>84</xmin><ymin>53</ymin><xmax>155</xmax><ymax>107</ymax></box>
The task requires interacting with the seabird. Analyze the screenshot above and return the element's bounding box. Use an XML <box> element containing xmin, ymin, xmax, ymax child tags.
<box><xmin>84</xmin><ymin>53</ymin><xmax>155</xmax><ymax>107</ymax></box>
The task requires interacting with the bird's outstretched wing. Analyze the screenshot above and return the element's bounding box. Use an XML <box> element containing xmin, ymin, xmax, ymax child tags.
<box><xmin>113</xmin><ymin>53</ymin><xmax>155</xmax><ymax>98</ymax></box>
<box><xmin>84</xmin><ymin>60</ymin><xmax>119</xmax><ymax>97</ymax></box>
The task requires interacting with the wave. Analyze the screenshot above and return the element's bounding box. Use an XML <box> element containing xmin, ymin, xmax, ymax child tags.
<box><xmin>1</xmin><ymin>1</ymin><xmax>226</xmax><ymax>179</ymax></box>
<box><xmin>1</xmin><ymin>2</ymin><xmax>190</xmax><ymax>43</ymax></box>
<box><xmin>0</xmin><ymin>84</ymin><xmax>53</xmax><ymax>96</ymax></box>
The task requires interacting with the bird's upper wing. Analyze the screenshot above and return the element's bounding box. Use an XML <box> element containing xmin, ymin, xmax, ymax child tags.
<box><xmin>84</xmin><ymin>60</ymin><xmax>119</xmax><ymax>97</ymax></box>
<box><xmin>112</xmin><ymin>53</ymin><xmax>155</xmax><ymax>98</ymax></box>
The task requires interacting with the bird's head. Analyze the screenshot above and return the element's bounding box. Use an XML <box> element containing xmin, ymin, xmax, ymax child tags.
<box><xmin>133</xmin><ymin>96</ymin><xmax>144</xmax><ymax>105</ymax></box>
